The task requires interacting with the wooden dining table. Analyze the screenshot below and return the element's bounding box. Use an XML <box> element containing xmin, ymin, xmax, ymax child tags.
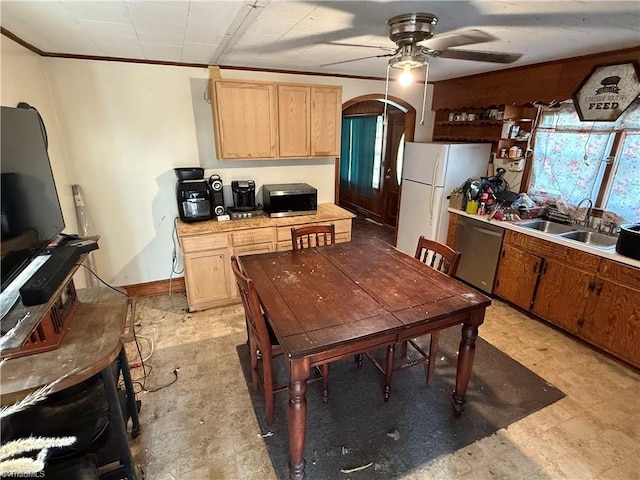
<box><xmin>238</xmin><ymin>237</ymin><xmax>491</xmax><ymax>480</ymax></box>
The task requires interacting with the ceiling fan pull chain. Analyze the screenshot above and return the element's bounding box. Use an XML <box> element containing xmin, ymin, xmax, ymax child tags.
<box><xmin>383</xmin><ymin>63</ymin><xmax>392</xmax><ymax>128</ymax></box>
<box><xmin>420</xmin><ymin>62</ymin><xmax>430</xmax><ymax>126</ymax></box>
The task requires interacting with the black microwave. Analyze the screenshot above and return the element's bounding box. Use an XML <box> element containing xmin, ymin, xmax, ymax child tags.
<box><xmin>262</xmin><ymin>183</ymin><xmax>317</xmax><ymax>218</ymax></box>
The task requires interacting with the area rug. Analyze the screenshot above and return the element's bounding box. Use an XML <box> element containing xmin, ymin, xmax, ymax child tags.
<box><xmin>237</xmin><ymin>328</ymin><xmax>564</xmax><ymax>479</ymax></box>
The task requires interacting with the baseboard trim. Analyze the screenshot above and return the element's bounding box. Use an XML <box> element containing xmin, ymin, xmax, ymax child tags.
<box><xmin>123</xmin><ymin>277</ymin><xmax>185</xmax><ymax>297</ymax></box>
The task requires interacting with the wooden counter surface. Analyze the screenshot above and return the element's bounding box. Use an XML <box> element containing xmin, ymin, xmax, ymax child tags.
<box><xmin>176</xmin><ymin>203</ymin><xmax>355</xmax><ymax>237</ymax></box>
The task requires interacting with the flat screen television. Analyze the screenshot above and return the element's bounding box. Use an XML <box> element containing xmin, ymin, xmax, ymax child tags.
<box><xmin>1</xmin><ymin>105</ymin><xmax>65</xmax><ymax>291</ymax></box>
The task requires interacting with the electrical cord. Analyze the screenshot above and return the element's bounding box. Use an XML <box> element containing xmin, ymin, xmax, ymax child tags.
<box><xmin>77</xmin><ymin>264</ymin><xmax>129</xmax><ymax>296</ymax></box>
<box><xmin>78</xmin><ymin>257</ymin><xmax>178</xmax><ymax>393</ymax></box>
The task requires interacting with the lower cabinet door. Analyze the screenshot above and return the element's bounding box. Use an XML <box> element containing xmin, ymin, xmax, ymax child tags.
<box><xmin>183</xmin><ymin>248</ymin><xmax>233</xmax><ymax>310</ymax></box>
<box><xmin>494</xmin><ymin>244</ymin><xmax>541</xmax><ymax>311</ymax></box>
<box><xmin>531</xmin><ymin>258</ymin><xmax>594</xmax><ymax>333</ymax></box>
<box><xmin>580</xmin><ymin>279</ymin><xmax>640</xmax><ymax>367</ymax></box>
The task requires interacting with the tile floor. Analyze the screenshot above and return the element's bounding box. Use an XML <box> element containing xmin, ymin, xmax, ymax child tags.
<box><xmin>127</xmin><ymin>292</ymin><xmax>639</xmax><ymax>480</ymax></box>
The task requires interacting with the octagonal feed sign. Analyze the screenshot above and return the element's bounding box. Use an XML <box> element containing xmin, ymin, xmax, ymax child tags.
<box><xmin>573</xmin><ymin>62</ymin><xmax>640</xmax><ymax>122</ymax></box>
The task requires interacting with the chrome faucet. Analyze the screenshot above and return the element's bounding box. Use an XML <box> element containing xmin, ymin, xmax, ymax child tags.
<box><xmin>575</xmin><ymin>197</ymin><xmax>593</xmax><ymax>227</ymax></box>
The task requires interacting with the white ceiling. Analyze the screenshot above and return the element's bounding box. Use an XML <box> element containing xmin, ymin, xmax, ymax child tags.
<box><xmin>1</xmin><ymin>1</ymin><xmax>639</xmax><ymax>82</ymax></box>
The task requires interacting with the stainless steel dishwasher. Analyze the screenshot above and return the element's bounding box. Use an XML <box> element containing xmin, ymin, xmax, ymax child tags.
<box><xmin>454</xmin><ymin>216</ymin><xmax>505</xmax><ymax>294</ymax></box>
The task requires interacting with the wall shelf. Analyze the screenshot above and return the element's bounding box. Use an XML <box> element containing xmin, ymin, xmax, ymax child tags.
<box><xmin>433</xmin><ymin>105</ymin><xmax>537</xmax><ymax>158</ymax></box>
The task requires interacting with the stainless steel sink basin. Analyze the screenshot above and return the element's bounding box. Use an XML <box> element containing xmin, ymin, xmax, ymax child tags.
<box><xmin>517</xmin><ymin>219</ymin><xmax>577</xmax><ymax>234</ymax></box>
<box><xmin>559</xmin><ymin>230</ymin><xmax>618</xmax><ymax>247</ymax></box>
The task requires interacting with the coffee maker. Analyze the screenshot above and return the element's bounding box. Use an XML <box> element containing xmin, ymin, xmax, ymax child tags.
<box><xmin>175</xmin><ymin>168</ymin><xmax>213</xmax><ymax>223</ymax></box>
<box><xmin>227</xmin><ymin>180</ymin><xmax>262</xmax><ymax>219</ymax></box>
<box><xmin>230</xmin><ymin>180</ymin><xmax>256</xmax><ymax>211</ymax></box>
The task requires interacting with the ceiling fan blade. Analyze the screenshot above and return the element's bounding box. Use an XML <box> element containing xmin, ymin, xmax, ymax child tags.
<box><xmin>326</xmin><ymin>41</ymin><xmax>397</xmax><ymax>53</ymax></box>
<box><xmin>438</xmin><ymin>49</ymin><xmax>522</xmax><ymax>64</ymax></box>
<box><xmin>320</xmin><ymin>51</ymin><xmax>397</xmax><ymax>67</ymax></box>
<box><xmin>424</xmin><ymin>29</ymin><xmax>496</xmax><ymax>51</ymax></box>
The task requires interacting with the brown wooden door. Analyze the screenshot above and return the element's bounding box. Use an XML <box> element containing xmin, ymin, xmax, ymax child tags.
<box><xmin>381</xmin><ymin>111</ymin><xmax>404</xmax><ymax>227</ymax></box>
<box><xmin>531</xmin><ymin>259</ymin><xmax>594</xmax><ymax>333</ymax></box>
<box><xmin>580</xmin><ymin>278</ymin><xmax>640</xmax><ymax>366</ymax></box>
<box><xmin>494</xmin><ymin>244</ymin><xmax>541</xmax><ymax>311</ymax></box>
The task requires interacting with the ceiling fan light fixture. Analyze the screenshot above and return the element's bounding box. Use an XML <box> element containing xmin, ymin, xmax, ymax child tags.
<box><xmin>389</xmin><ymin>54</ymin><xmax>427</xmax><ymax>70</ymax></box>
<box><xmin>398</xmin><ymin>65</ymin><xmax>413</xmax><ymax>86</ymax></box>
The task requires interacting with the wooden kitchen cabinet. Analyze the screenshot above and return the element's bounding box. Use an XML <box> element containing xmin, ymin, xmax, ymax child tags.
<box><xmin>177</xmin><ymin>204</ymin><xmax>355</xmax><ymax>311</ymax></box>
<box><xmin>310</xmin><ymin>86</ymin><xmax>341</xmax><ymax>157</ymax></box>
<box><xmin>531</xmin><ymin>258</ymin><xmax>595</xmax><ymax>333</ymax></box>
<box><xmin>496</xmin><ymin>231</ymin><xmax>600</xmax><ymax>324</ymax></box>
<box><xmin>494</xmin><ymin>243</ymin><xmax>541</xmax><ymax>311</ymax></box>
<box><xmin>182</xmin><ymin>234</ymin><xmax>235</xmax><ymax>311</ymax></box>
<box><xmin>213</xmin><ymin>80</ymin><xmax>341</xmax><ymax>160</ymax></box>
<box><xmin>493</xmin><ymin>228</ymin><xmax>640</xmax><ymax>369</ymax></box>
<box><xmin>213</xmin><ymin>80</ymin><xmax>278</xmax><ymax>159</ymax></box>
<box><xmin>579</xmin><ymin>260</ymin><xmax>640</xmax><ymax>367</ymax></box>
<box><xmin>446</xmin><ymin>211</ymin><xmax>459</xmax><ymax>249</ymax></box>
<box><xmin>278</xmin><ymin>84</ymin><xmax>310</xmax><ymax>157</ymax></box>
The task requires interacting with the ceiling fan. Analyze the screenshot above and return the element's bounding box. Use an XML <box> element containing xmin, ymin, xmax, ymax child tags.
<box><xmin>323</xmin><ymin>13</ymin><xmax>523</xmax><ymax>69</ymax></box>
<box><xmin>324</xmin><ymin>13</ymin><xmax>522</xmax><ymax>127</ymax></box>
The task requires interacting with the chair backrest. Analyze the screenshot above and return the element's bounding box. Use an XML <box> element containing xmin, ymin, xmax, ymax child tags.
<box><xmin>414</xmin><ymin>236</ymin><xmax>461</xmax><ymax>277</ymax></box>
<box><xmin>231</xmin><ymin>256</ymin><xmax>273</xmax><ymax>355</ymax></box>
<box><xmin>291</xmin><ymin>224</ymin><xmax>336</xmax><ymax>251</ymax></box>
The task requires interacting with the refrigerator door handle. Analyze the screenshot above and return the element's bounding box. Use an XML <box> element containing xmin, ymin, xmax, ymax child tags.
<box><xmin>429</xmin><ymin>154</ymin><xmax>440</xmax><ymax>224</ymax></box>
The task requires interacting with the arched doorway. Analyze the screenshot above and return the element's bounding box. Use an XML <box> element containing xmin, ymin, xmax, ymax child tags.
<box><xmin>336</xmin><ymin>95</ymin><xmax>416</xmax><ymax>229</ymax></box>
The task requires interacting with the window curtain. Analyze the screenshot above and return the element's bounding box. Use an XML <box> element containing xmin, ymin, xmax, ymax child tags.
<box><xmin>340</xmin><ymin>115</ymin><xmax>378</xmax><ymax>196</ymax></box>
<box><xmin>530</xmin><ymin>99</ymin><xmax>640</xmax><ymax>222</ymax></box>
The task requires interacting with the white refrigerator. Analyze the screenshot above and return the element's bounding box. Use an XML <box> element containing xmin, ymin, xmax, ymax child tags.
<box><xmin>396</xmin><ymin>142</ymin><xmax>492</xmax><ymax>255</ymax></box>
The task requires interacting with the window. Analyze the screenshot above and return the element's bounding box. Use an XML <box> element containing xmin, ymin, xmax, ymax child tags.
<box><xmin>530</xmin><ymin>99</ymin><xmax>640</xmax><ymax>223</ymax></box>
<box><xmin>396</xmin><ymin>133</ymin><xmax>405</xmax><ymax>185</ymax></box>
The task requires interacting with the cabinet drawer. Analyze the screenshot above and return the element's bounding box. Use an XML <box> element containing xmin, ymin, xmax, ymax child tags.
<box><xmin>235</xmin><ymin>242</ymin><xmax>275</xmax><ymax>256</ymax></box>
<box><xmin>181</xmin><ymin>234</ymin><xmax>228</xmax><ymax>253</ymax></box>
<box><xmin>598</xmin><ymin>259</ymin><xmax>640</xmax><ymax>289</ymax></box>
<box><xmin>504</xmin><ymin>230</ymin><xmax>600</xmax><ymax>271</ymax></box>
<box><xmin>231</xmin><ymin>227</ymin><xmax>275</xmax><ymax>247</ymax></box>
<box><xmin>276</xmin><ymin>219</ymin><xmax>351</xmax><ymax>242</ymax></box>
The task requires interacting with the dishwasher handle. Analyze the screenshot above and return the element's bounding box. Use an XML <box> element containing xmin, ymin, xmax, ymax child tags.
<box><xmin>465</xmin><ymin>223</ymin><xmax>504</xmax><ymax>238</ymax></box>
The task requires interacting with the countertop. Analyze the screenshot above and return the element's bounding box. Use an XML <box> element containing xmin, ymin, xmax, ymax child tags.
<box><xmin>449</xmin><ymin>207</ymin><xmax>640</xmax><ymax>270</ymax></box>
<box><xmin>176</xmin><ymin>203</ymin><xmax>356</xmax><ymax>237</ymax></box>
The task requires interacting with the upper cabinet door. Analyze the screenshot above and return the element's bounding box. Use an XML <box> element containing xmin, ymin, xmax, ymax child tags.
<box><xmin>310</xmin><ymin>86</ymin><xmax>342</xmax><ymax>157</ymax></box>
<box><xmin>213</xmin><ymin>81</ymin><xmax>278</xmax><ymax>159</ymax></box>
<box><xmin>278</xmin><ymin>85</ymin><xmax>310</xmax><ymax>157</ymax></box>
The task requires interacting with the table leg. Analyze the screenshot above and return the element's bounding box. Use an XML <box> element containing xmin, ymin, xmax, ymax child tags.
<box><xmin>288</xmin><ymin>357</ymin><xmax>310</xmax><ymax>480</ymax></box>
<box><xmin>452</xmin><ymin>310</ymin><xmax>484</xmax><ymax>417</ymax></box>
<box><xmin>101</xmin><ymin>365</ymin><xmax>138</xmax><ymax>480</ymax></box>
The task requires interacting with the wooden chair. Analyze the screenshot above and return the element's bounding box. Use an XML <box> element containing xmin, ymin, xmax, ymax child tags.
<box><xmin>231</xmin><ymin>256</ymin><xmax>329</xmax><ymax>425</ymax></box>
<box><xmin>291</xmin><ymin>224</ymin><xmax>335</xmax><ymax>250</ymax></box>
<box><xmin>380</xmin><ymin>237</ymin><xmax>461</xmax><ymax>401</ymax></box>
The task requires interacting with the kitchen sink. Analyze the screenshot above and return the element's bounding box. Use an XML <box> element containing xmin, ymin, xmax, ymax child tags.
<box><xmin>517</xmin><ymin>219</ymin><xmax>577</xmax><ymax>234</ymax></box>
<box><xmin>559</xmin><ymin>230</ymin><xmax>618</xmax><ymax>247</ymax></box>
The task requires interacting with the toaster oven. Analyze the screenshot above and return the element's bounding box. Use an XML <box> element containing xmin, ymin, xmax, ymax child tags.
<box><xmin>262</xmin><ymin>183</ymin><xmax>317</xmax><ymax>218</ymax></box>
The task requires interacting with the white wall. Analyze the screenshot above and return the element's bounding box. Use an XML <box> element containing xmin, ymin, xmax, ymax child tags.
<box><xmin>2</xmin><ymin>38</ymin><xmax>434</xmax><ymax>287</ymax></box>
<box><xmin>1</xmin><ymin>38</ymin><xmax>77</xmax><ymax>240</ymax></box>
